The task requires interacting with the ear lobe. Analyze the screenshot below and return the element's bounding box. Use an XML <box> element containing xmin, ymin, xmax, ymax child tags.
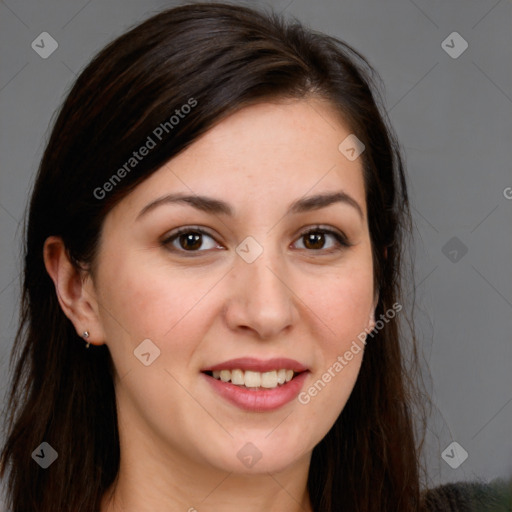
<box><xmin>368</xmin><ymin>247</ymin><xmax>387</xmax><ymax>329</ymax></box>
<box><xmin>369</xmin><ymin>302</ymin><xmax>377</xmax><ymax>331</ymax></box>
<box><xmin>43</xmin><ymin>236</ymin><xmax>105</xmax><ymax>345</ymax></box>
<box><xmin>368</xmin><ymin>287</ymin><xmax>379</xmax><ymax>331</ymax></box>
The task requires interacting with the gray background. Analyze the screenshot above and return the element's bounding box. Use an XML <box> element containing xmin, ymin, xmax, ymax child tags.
<box><xmin>1</xmin><ymin>0</ymin><xmax>511</xmax><ymax>501</ymax></box>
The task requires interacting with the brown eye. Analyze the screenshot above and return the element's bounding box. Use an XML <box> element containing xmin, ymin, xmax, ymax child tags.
<box><xmin>178</xmin><ymin>232</ymin><xmax>203</xmax><ymax>251</ymax></box>
<box><xmin>303</xmin><ymin>232</ymin><xmax>326</xmax><ymax>250</ymax></box>
<box><xmin>293</xmin><ymin>227</ymin><xmax>350</xmax><ymax>252</ymax></box>
<box><xmin>162</xmin><ymin>228</ymin><xmax>221</xmax><ymax>253</ymax></box>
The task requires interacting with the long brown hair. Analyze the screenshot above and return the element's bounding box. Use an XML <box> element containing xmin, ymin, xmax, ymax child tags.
<box><xmin>1</xmin><ymin>3</ymin><xmax>427</xmax><ymax>511</ymax></box>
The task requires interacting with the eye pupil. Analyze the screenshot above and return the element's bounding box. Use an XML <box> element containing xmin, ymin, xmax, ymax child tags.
<box><xmin>304</xmin><ymin>232</ymin><xmax>325</xmax><ymax>250</ymax></box>
<box><xmin>179</xmin><ymin>232</ymin><xmax>202</xmax><ymax>250</ymax></box>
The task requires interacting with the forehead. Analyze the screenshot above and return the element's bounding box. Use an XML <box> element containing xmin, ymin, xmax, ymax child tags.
<box><xmin>111</xmin><ymin>98</ymin><xmax>367</xmax><ymax>221</ymax></box>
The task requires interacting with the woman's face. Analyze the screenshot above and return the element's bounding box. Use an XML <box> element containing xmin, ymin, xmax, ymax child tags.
<box><xmin>88</xmin><ymin>99</ymin><xmax>377</xmax><ymax>475</ymax></box>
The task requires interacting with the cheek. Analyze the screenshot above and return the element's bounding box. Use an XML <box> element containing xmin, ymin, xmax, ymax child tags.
<box><xmin>97</xmin><ymin>254</ymin><xmax>204</xmax><ymax>339</ymax></box>
<box><xmin>306</xmin><ymin>266</ymin><xmax>374</xmax><ymax>345</ymax></box>
<box><xmin>97</xmin><ymin>270</ymin><xmax>169</xmax><ymax>340</ymax></box>
<box><xmin>297</xmin><ymin>257</ymin><xmax>373</xmax><ymax>421</ymax></box>
<box><xmin>95</xmin><ymin>252</ymin><xmax>225</xmax><ymax>380</ymax></box>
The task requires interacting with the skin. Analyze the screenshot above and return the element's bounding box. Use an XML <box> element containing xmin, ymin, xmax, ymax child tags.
<box><xmin>44</xmin><ymin>98</ymin><xmax>377</xmax><ymax>512</ymax></box>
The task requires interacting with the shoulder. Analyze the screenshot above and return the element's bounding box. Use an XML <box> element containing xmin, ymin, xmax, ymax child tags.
<box><xmin>421</xmin><ymin>477</ymin><xmax>512</xmax><ymax>511</ymax></box>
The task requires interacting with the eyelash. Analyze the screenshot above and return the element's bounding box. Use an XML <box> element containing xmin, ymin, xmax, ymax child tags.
<box><xmin>161</xmin><ymin>225</ymin><xmax>352</xmax><ymax>255</ymax></box>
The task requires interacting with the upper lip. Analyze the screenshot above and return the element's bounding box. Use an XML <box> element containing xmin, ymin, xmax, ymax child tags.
<box><xmin>201</xmin><ymin>357</ymin><xmax>309</xmax><ymax>373</ymax></box>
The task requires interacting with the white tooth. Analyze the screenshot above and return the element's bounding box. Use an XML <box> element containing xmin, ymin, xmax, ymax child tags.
<box><xmin>231</xmin><ymin>369</ymin><xmax>244</xmax><ymax>385</ymax></box>
<box><xmin>220</xmin><ymin>370</ymin><xmax>231</xmax><ymax>382</ymax></box>
<box><xmin>261</xmin><ymin>370</ymin><xmax>278</xmax><ymax>389</ymax></box>
<box><xmin>215</xmin><ymin>369</ymin><xmax>295</xmax><ymax>387</ymax></box>
<box><xmin>244</xmin><ymin>370</ymin><xmax>261</xmax><ymax>388</ymax></box>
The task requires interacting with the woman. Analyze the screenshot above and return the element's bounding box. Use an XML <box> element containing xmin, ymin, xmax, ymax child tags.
<box><xmin>1</xmin><ymin>3</ymin><xmax>508</xmax><ymax>511</ymax></box>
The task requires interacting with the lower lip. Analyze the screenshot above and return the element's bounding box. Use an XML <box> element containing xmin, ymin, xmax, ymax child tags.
<box><xmin>202</xmin><ymin>372</ymin><xmax>309</xmax><ymax>412</ymax></box>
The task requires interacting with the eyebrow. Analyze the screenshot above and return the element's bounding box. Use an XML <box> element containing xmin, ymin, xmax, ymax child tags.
<box><xmin>136</xmin><ymin>190</ymin><xmax>364</xmax><ymax>220</ymax></box>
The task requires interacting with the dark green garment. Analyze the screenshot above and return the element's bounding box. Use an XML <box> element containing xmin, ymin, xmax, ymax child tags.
<box><xmin>422</xmin><ymin>478</ymin><xmax>512</xmax><ymax>511</ymax></box>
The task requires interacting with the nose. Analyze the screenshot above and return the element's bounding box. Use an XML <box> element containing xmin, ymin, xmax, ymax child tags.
<box><xmin>223</xmin><ymin>248</ymin><xmax>299</xmax><ymax>340</ymax></box>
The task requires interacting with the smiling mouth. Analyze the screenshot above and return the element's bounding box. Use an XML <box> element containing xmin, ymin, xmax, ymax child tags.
<box><xmin>203</xmin><ymin>369</ymin><xmax>301</xmax><ymax>390</ymax></box>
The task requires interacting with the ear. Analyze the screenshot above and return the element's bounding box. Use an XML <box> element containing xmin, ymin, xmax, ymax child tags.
<box><xmin>43</xmin><ymin>236</ymin><xmax>106</xmax><ymax>346</ymax></box>
<box><xmin>368</xmin><ymin>246</ymin><xmax>388</xmax><ymax>329</ymax></box>
<box><xmin>368</xmin><ymin>290</ymin><xmax>378</xmax><ymax>331</ymax></box>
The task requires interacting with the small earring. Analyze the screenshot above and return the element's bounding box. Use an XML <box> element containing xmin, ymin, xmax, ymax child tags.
<box><xmin>82</xmin><ymin>331</ymin><xmax>90</xmax><ymax>349</ymax></box>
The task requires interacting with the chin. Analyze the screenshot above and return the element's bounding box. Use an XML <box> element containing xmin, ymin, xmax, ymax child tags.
<box><xmin>201</xmin><ymin>435</ymin><xmax>311</xmax><ymax>475</ymax></box>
